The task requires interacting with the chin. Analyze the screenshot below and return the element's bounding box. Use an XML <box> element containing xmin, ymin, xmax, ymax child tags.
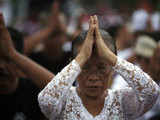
<box><xmin>85</xmin><ymin>91</ymin><xmax>102</xmax><ymax>98</ymax></box>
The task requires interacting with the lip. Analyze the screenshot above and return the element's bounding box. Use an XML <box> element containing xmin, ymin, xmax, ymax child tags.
<box><xmin>86</xmin><ymin>86</ymin><xmax>100</xmax><ymax>90</ymax></box>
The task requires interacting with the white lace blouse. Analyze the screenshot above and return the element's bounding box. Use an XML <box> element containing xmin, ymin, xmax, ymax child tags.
<box><xmin>38</xmin><ymin>57</ymin><xmax>160</xmax><ymax>120</ymax></box>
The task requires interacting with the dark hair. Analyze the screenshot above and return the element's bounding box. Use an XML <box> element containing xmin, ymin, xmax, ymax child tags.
<box><xmin>134</xmin><ymin>31</ymin><xmax>160</xmax><ymax>42</ymax></box>
<box><xmin>105</xmin><ymin>25</ymin><xmax>122</xmax><ymax>39</ymax></box>
<box><xmin>7</xmin><ymin>27</ymin><xmax>24</xmax><ymax>53</ymax></box>
<box><xmin>72</xmin><ymin>29</ymin><xmax>117</xmax><ymax>57</ymax></box>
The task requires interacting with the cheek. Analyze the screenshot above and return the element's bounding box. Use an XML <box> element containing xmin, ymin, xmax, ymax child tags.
<box><xmin>77</xmin><ymin>75</ymin><xmax>87</xmax><ymax>87</ymax></box>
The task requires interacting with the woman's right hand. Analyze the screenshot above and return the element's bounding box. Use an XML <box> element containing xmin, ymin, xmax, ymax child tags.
<box><xmin>75</xmin><ymin>16</ymin><xmax>96</xmax><ymax>68</ymax></box>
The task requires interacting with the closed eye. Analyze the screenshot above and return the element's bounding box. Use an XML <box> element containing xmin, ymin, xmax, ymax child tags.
<box><xmin>97</xmin><ymin>65</ymin><xmax>106</xmax><ymax>70</ymax></box>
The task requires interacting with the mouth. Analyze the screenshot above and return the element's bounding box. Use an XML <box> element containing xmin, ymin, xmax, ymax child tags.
<box><xmin>86</xmin><ymin>86</ymin><xmax>100</xmax><ymax>90</ymax></box>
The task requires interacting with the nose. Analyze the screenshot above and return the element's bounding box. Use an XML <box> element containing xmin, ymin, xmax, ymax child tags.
<box><xmin>88</xmin><ymin>74</ymin><xmax>99</xmax><ymax>82</ymax></box>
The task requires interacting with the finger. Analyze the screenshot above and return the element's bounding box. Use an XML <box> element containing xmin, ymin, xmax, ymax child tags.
<box><xmin>0</xmin><ymin>13</ymin><xmax>5</xmax><ymax>29</ymax></box>
<box><xmin>94</xmin><ymin>15</ymin><xmax>101</xmax><ymax>39</ymax></box>
<box><xmin>88</xmin><ymin>16</ymin><xmax>94</xmax><ymax>36</ymax></box>
<box><xmin>89</xmin><ymin>16</ymin><xmax>94</xmax><ymax>30</ymax></box>
<box><xmin>94</xmin><ymin>15</ymin><xmax>99</xmax><ymax>28</ymax></box>
<box><xmin>0</xmin><ymin>13</ymin><xmax>8</xmax><ymax>37</ymax></box>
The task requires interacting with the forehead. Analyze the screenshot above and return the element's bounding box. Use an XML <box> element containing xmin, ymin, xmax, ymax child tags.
<box><xmin>84</xmin><ymin>57</ymin><xmax>109</xmax><ymax>68</ymax></box>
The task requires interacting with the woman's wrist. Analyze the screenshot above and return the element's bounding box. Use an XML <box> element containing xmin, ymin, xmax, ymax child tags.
<box><xmin>75</xmin><ymin>53</ymin><xmax>88</xmax><ymax>69</ymax></box>
<box><xmin>103</xmin><ymin>48</ymin><xmax>117</xmax><ymax>66</ymax></box>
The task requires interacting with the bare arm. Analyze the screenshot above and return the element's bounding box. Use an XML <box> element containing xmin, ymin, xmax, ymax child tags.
<box><xmin>24</xmin><ymin>0</ymin><xmax>66</xmax><ymax>55</ymax></box>
<box><xmin>11</xmin><ymin>51</ymin><xmax>54</xmax><ymax>88</ymax></box>
<box><xmin>0</xmin><ymin>13</ymin><xmax>54</xmax><ymax>89</ymax></box>
<box><xmin>24</xmin><ymin>27</ymin><xmax>52</xmax><ymax>55</ymax></box>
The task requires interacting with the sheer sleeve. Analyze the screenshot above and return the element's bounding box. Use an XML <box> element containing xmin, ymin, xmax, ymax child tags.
<box><xmin>113</xmin><ymin>57</ymin><xmax>160</xmax><ymax>119</ymax></box>
<box><xmin>38</xmin><ymin>60</ymin><xmax>81</xmax><ymax>119</ymax></box>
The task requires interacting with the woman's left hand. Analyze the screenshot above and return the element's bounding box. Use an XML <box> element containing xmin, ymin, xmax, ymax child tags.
<box><xmin>93</xmin><ymin>15</ymin><xmax>117</xmax><ymax>66</ymax></box>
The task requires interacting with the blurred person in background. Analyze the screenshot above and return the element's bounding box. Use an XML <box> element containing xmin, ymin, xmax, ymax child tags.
<box><xmin>116</xmin><ymin>23</ymin><xmax>135</xmax><ymax>52</ymax></box>
<box><xmin>131</xmin><ymin>0</ymin><xmax>160</xmax><ymax>32</ymax></box>
<box><xmin>0</xmin><ymin>13</ymin><xmax>56</xmax><ymax>120</ymax></box>
<box><xmin>17</xmin><ymin>0</ymin><xmax>74</xmax><ymax>35</ymax></box>
<box><xmin>110</xmin><ymin>23</ymin><xmax>135</xmax><ymax>90</ymax></box>
<box><xmin>24</xmin><ymin>0</ymin><xmax>72</xmax><ymax>74</ymax></box>
<box><xmin>135</xmin><ymin>36</ymin><xmax>157</xmax><ymax>70</ymax></box>
<box><xmin>112</xmin><ymin>35</ymin><xmax>157</xmax><ymax>90</ymax></box>
<box><xmin>136</xmin><ymin>43</ymin><xmax>160</xmax><ymax>120</ymax></box>
<box><xmin>131</xmin><ymin>0</ymin><xmax>152</xmax><ymax>31</ymax></box>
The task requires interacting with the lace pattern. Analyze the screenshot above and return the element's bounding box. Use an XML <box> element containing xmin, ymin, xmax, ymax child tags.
<box><xmin>38</xmin><ymin>58</ymin><xmax>159</xmax><ymax>120</ymax></box>
<box><xmin>113</xmin><ymin>58</ymin><xmax>159</xmax><ymax>119</ymax></box>
<box><xmin>38</xmin><ymin>60</ymin><xmax>81</xmax><ymax>119</ymax></box>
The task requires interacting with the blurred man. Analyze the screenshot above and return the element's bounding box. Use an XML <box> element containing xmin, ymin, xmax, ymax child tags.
<box><xmin>25</xmin><ymin>0</ymin><xmax>72</xmax><ymax>74</ymax></box>
<box><xmin>0</xmin><ymin>15</ymin><xmax>54</xmax><ymax>120</ymax></box>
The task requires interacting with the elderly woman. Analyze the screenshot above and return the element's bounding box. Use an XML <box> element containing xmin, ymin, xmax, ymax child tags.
<box><xmin>38</xmin><ymin>16</ymin><xmax>159</xmax><ymax>120</ymax></box>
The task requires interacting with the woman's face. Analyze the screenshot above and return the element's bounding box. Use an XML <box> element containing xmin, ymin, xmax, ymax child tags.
<box><xmin>77</xmin><ymin>56</ymin><xmax>112</xmax><ymax>98</ymax></box>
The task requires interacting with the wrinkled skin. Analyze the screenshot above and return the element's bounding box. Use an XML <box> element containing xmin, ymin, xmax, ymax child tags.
<box><xmin>76</xmin><ymin>15</ymin><xmax>115</xmax><ymax>99</ymax></box>
<box><xmin>77</xmin><ymin>56</ymin><xmax>112</xmax><ymax>98</ymax></box>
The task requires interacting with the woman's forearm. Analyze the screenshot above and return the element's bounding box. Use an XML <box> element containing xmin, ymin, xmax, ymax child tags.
<box><xmin>38</xmin><ymin>59</ymin><xmax>81</xmax><ymax>118</ymax></box>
